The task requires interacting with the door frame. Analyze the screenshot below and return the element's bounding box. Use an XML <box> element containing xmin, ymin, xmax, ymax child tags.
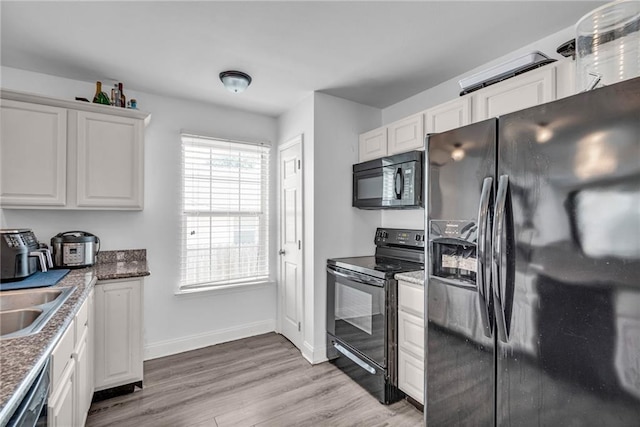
<box><xmin>276</xmin><ymin>134</ymin><xmax>305</xmax><ymax>350</ymax></box>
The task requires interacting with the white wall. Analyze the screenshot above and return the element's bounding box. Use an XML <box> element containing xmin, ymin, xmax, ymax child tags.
<box><xmin>0</xmin><ymin>66</ymin><xmax>279</xmax><ymax>359</ymax></box>
<box><xmin>382</xmin><ymin>26</ymin><xmax>576</xmax><ymax>123</ymax></box>
<box><xmin>276</xmin><ymin>94</ymin><xmax>316</xmax><ymax>362</ymax></box>
<box><xmin>276</xmin><ymin>92</ymin><xmax>380</xmax><ymax>363</ymax></box>
<box><xmin>311</xmin><ymin>92</ymin><xmax>381</xmax><ymax>362</ymax></box>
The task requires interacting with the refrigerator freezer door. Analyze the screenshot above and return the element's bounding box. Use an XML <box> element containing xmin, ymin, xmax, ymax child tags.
<box><xmin>425</xmin><ymin>119</ymin><xmax>497</xmax><ymax>426</ymax></box>
<box><xmin>496</xmin><ymin>76</ymin><xmax>640</xmax><ymax>425</ymax></box>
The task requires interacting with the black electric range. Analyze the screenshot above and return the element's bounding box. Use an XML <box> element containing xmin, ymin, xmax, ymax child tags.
<box><xmin>326</xmin><ymin>228</ymin><xmax>424</xmax><ymax>404</ymax></box>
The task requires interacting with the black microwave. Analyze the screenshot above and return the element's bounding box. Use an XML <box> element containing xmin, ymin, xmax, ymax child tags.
<box><xmin>353</xmin><ymin>151</ymin><xmax>424</xmax><ymax>209</ymax></box>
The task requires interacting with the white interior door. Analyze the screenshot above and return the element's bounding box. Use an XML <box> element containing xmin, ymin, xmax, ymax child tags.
<box><xmin>278</xmin><ymin>136</ymin><xmax>304</xmax><ymax>350</ymax></box>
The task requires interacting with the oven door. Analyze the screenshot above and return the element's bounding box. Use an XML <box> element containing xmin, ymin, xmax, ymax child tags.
<box><xmin>326</xmin><ymin>265</ymin><xmax>387</xmax><ymax>367</ymax></box>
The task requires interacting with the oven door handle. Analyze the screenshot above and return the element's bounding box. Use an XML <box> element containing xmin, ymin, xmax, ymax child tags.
<box><xmin>327</xmin><ymin>266</ymin><xmax>385</xmax><ymax>288</ymax></box>
<box><xmin>334</xmin><ymin>342</ymin><xmax>377</xmax><ymax>375</ymax></box>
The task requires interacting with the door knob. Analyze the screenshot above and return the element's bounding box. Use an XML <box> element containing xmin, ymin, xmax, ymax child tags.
<box><xmin>278</xmin><ymin>249</ymin><xmax>286</xmax><ymax>255</ymax></box>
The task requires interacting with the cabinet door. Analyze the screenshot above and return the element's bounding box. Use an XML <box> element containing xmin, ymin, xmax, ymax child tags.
<box><xmin>76</xmin><ymin>111</ymin><xmax>144</xmax><ymax>209</ymax></box>
<box><xmin>94</xmin><ymin>278</ymin><xmax>143</xmax><ymax>391</ymax></box>
<box><xmin>50</xmin><ymin>318</ymin><xmax>74</xmax><ymax>389</ymax></box>
<box><xmin>398</xmin><ymin>280</ymin><xmax>424</xmax><ymax>317</ymax></box>
<box><xmin>387</xmin><ymin>113</ymin><xmax>424</xmax><ymax>155</ymax></box>
<box><xmin>48</xmin><ymin>360</ymin><xmax>75</xmax><ymax>427</ymax></box>
<box><xmin>398</xmin><ymin>348</ymin><xmax>424</xmax><ymax>403</ymax></box>
<box><xmin>87</xmin><ymin>290</ymin><xmax>95</xmax><ymax>397</ymax></box>
<box><xmin>358</xmin><ymin>127</ymin><xmax>387</xmax><ymax>162</ymax></box>
<box><xmin>73</xmin><ymin>292</ymin><xmax>92</xmax><ymax>426</ymax></box>
<box><xmin>398</xmin><ymin>310</ymin><xmax>425</xmax><ymax>357</ymax></box>
<box><xmin>0</xmin><ymin>100</ymin><xmax>67</xmax><ymax>206</ymax></box>
<box><xmin>425</xmin><ymin>97</ymin><xmax>472</xmax><ymax>134</ymax></box>
<box><xmin>74</xmin><ymin>327</ymin><xmax>89</xmax><ymax>426</ymax></box>
<box><xmin>474</xmin><ymin>67</ymin><xmax>556</xmax><ymax>121</ymax></box>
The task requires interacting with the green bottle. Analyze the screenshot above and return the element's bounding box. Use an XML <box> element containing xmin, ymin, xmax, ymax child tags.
<box><xmin>92</xmin><ymin>81</ymin><xmax>110</xmax><ymax>105</ymax></box>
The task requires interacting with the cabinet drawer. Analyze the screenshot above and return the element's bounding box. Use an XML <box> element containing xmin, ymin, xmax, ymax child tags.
<box><xmin>398</xmin><ymin>310</ymin><xmax>424</xmax><ymax>356</ymax></box>
<box><xmin>51</xmin><ymin>319</ymin><xmax>75</xmax><ymax>389</ymax></box>
<box><xmin>74</xmin><ymin>297</ymin><xmax>89</xmax><ymax>342</ymax></box>
<box><xmin>398</xmin><ymin>348</ymin><xmax>424</xmax><ymax>403</ymax></box>
<box><xmin>398</xmin><ymin>280</ymin><xmax>424</xmax><ymax>316</ymax></box>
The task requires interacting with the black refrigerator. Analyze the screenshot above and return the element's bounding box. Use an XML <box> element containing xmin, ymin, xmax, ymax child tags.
<box><xmin>425</xmin><ymin>76</ymin><xmax>640</xmax><ymax>426</ymax></box>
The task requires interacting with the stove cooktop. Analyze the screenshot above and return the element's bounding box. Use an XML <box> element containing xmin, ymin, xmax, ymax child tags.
<box><xmin>327</xmin><ymin>255</ymin><xmax>424</xmax><ymax>280</ymax></box>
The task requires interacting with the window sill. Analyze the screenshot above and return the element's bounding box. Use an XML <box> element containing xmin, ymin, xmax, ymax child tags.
<box><xmin>174</xmin><ymin>280</ymin><xmax>275</xmax><ymax>297</ymax></box>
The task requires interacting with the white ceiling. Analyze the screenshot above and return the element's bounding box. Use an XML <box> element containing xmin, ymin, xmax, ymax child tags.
<box><xmin>1</xmin><ymin>1</ymin><xmax>604</xmax><ymax>117</ymax></box>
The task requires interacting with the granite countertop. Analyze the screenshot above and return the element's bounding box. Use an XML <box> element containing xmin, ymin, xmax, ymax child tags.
<box><xmin>395</xmin><ymin>270</ymin><xmax>425</xmax><ymax>285</ymax></box>
<box><xmin>0</xmin><ymin>250</ymin><xmax>149</xmax><ymax>424</ymax></box>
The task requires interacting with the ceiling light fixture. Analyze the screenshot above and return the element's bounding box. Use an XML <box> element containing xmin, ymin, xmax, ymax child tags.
<box><xmin>219</xmin><ymin>70</ymin><xmax>252</xmax><ymax>93</ymax></box>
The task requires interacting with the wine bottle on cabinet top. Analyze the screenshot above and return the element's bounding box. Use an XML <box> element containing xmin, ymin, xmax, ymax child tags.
<box><xmin>93</xmin><ymin>81</ymin><xmax>110</xmax><ymax>105</ymax></box>
<box><xmin>112</xmin><ymin>84</ymin><xmax>121</xmax><ymax>107</ymax></box>
<box><xmin>118</xmin><ymin>82</ymin><xmax>126</xmax><ymax>108</ymax></box>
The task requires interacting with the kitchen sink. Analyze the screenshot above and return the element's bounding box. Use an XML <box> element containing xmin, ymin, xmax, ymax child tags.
<box><xmin>1</xmin><ymin>309</ymin><xmax>43</xmax><ymax>336</ymax></box>
<box><xmin>0</xmin><ymin>287</ymin><xmax>73</xmax><ymax>339</ymax></box>
<box><xmin>0</xmin><ymin>289</ymin><xmax>65</xmax><ymax>311</ymax></box>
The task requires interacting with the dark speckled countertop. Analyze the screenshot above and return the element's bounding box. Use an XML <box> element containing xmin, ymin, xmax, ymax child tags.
<box><xmin>0</xmin><ymin>250</ymin><xmax>149</xmax><ymax>425</ymax></box>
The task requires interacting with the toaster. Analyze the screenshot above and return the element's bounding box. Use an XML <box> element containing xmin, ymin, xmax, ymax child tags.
<box><xmin>1</xmin><ymin>229</ymin><xmax>53</xmax><ymax>282</ymax></box>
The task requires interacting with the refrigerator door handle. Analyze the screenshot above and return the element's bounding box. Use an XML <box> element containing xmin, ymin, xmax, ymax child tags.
<box><xmin>492</xmin><ymin>174</ymin><xmax>511</xmax><ymax>343</ymax></box>
<box><xmin>476</xmin><ymin>176</ymin><xmax>493</xmax><ymax>338</ymax></box>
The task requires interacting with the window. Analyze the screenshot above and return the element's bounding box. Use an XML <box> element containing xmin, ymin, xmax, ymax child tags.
<box><xmin>180</xmin><ymin>134</ymin><xmax>270</xmax><ymax>291</ymax></box>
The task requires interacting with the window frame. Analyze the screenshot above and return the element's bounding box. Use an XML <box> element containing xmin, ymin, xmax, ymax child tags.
<box><xmin>178</xmin><ymin>133</ymin><xmax>271</xmax><ymax>293</ymax></box>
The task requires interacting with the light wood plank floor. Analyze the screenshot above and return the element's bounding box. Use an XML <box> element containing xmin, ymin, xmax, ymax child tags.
<box><xmin>87</xmin><ymin>333</ymin><xmax>423</xmax><ymax>427</ymax></box>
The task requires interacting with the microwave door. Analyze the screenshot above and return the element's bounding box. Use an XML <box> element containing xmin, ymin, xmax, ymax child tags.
<box><xmin>353</xmin><ymin>168</ymin><xmax>384</xmax><ymax>208</ymax></box>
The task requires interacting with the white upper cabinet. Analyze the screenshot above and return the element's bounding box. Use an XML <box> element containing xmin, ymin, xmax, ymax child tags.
<box><xmin>360</xmin><ymin>62</ymin><xmax>567</xmax><ymax>161</ymax></box>
<box><xmin>425</xmin><ymin>97</ymin><xmax>472</xmax><ymax>134</ymax></box>
<box><xmin>0</xmin><ymin>89</ymin><xmax>150</xmax><ymax>210</ymax></box>
<box><xmin>473</xmin><ymin>66</ymin><xmax>556</xmax><ymax>121</ymax></box>
<box><xmin>75</xmin><ymin>111</ymin><xmax>144</xmax><ymax>209</ymax></box>
<box><xmin>358</xmin><ymin>126</ymin><xmax>387</xmax><ymax>162</ymax></box>
<box><xmin>0</xmin><ymin>100</ymin><xmax>67</xmax><ymax>206</ymax></box>
<box><xmin>387</xmin><ymin>113</ymin><xmax>424</xmax><ymax>155</ymax></box>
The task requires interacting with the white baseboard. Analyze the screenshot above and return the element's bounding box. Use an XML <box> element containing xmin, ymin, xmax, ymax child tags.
<box><xmin>301</xmin><ymin>340</ymin><xmax>328</xmax><ymax>365</ymax></box>
<box><xmin>144</xmin><ymin>319</ymin><xmax>276</xmax><ymax>360</ymax></box>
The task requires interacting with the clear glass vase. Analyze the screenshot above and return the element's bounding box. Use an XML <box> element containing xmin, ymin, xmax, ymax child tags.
<box><xmin>576</xmin><ymin>0</ymin><xmax>640</xmax><ymax>92</ymax></box>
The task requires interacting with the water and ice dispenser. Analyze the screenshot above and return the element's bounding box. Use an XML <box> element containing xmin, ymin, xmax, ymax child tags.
<box><xmin>429</xmin><ymin>220</ymin><xmax>478</xmax><ymax>286</ymax></box>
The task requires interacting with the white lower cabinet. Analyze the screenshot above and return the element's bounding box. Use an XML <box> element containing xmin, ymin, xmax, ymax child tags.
<box><xmin>74</xmin><ymin>328</ymin><xmax>89</xmax><ymax>425</ymax></box>
<box><xmin>397</xmin><ymin>280</ymin><xmax>424</xmax><ymax>404</ymax></box>
<box><xmin>49</xmin><ymin>318</ymin><xmax>75</xmax><ymax>427</ymax></box>
<box><xmin>74</xmin><ymin>289</ymin><xmax>93</xmax><ymax>426</ymax></box>
<box><xmin>398</xmin><ymin>348</ymin><xmax>424</xmax><ymax>403</ymax></box>
<box><xmin>94</xmin><ymin>278</ymin><xmax>143</xmax><ymax>391</ymax></box>
<box><xmin>48</xmin><ymin>289</ymin><xmax>94</xmax><ymax>427</ymax></box>
<box><xmin>48</xmin><ymin>357</ymin><xmax>75</xmax><ymax>427</ymax></box>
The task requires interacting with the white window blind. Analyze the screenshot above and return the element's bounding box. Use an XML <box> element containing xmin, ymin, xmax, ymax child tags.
<box><xmin>180</xmin><ymin>134</ymin><xmax>270</xmax><ymax>290</ymax></box>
